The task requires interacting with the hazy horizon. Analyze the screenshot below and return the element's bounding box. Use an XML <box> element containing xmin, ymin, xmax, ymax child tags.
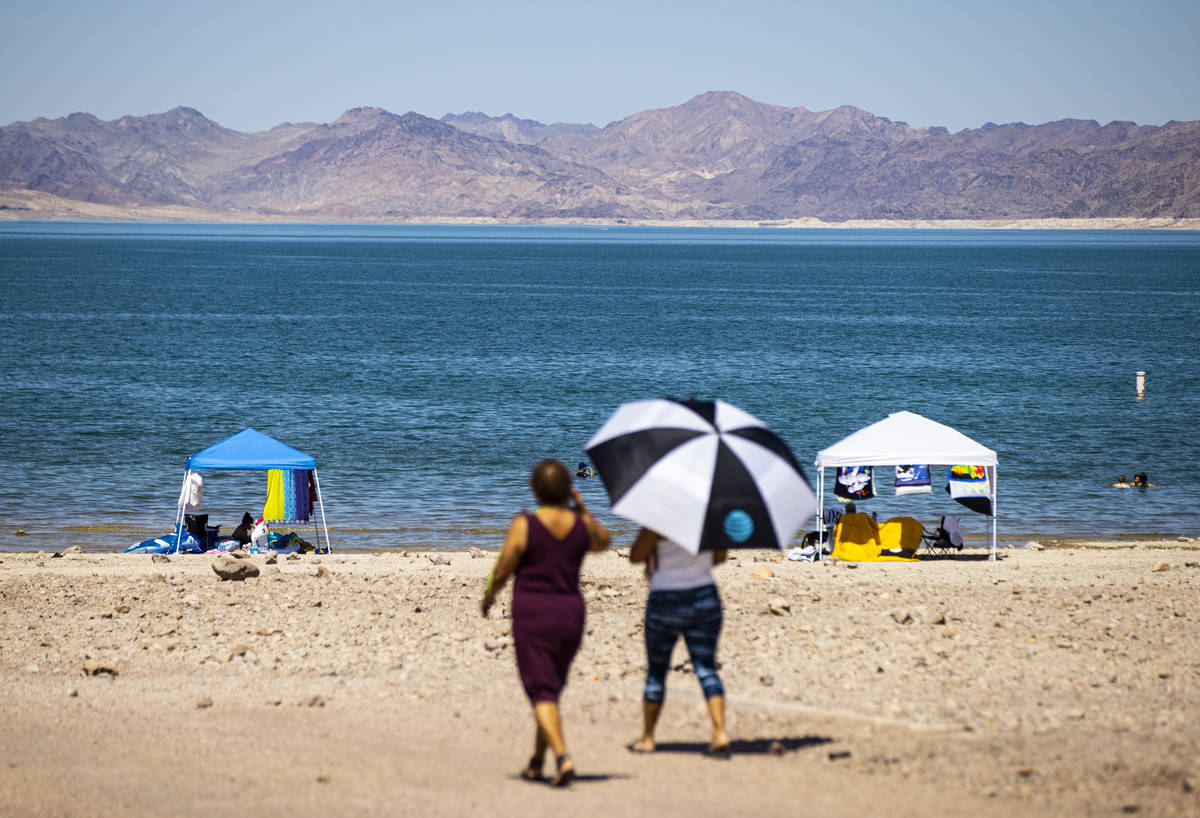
<box><xmin>8</xmin><ymin>90</ymin><xmax>1196</xmax><ymax>135</ymax></box>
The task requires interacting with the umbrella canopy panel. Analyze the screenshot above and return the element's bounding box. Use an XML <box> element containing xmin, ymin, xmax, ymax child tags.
<box><xmin>587</xmin><ymin>399</ymin><xmax>817</xmax><ymax>553</ymax></box>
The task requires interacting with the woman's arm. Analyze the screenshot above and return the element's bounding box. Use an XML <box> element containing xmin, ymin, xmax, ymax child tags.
<box><xmin>629</xmin><ymin>527</ymin><xmax>661</xmax><ymax>564</ymax></box>
<box><xmin>571</xmin><ymin>488</ymin><xmax>612</xmax><ymax>552</ymax></box>
<box><xmin>481</xmin><ymin>513</ymin><xmax>528</xmax><ymax>617</ymax></box>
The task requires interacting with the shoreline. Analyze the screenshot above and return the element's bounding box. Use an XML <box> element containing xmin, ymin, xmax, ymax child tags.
<box><xmin>2</xmin><ymin>518</ymin><xmax>1196</xmax><ymax>555</ymax></box>
<box><xmin>3</xmin><ymin>539</ymin><xmax>1199</xmax><ymax>554</ymax></box>
<box><xmin>2</xmin><ymin>190</ymin><xmax>1199</xmax><ymax>230</ymax></box>
<box><xmin>1</xmin><ymin>544</ymin><xmax>1197</xmax><ymax>816</ymax></box>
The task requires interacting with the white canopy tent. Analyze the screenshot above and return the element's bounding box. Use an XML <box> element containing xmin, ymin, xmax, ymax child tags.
<box><xmin>814</xmin><ymin>411</ymin><xmax>999</xmax><ymax>559</ymax></box>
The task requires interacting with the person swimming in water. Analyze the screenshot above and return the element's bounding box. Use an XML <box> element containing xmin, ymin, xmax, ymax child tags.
<box><xmin>1131</xmin><ymin>472</ymin><xmax>1155</xmax><ymax>487</ymax></box>
<box><xmin>1113</xmin><ymin>475</ymin><xmax>1131</xmax><ymax>488</ymax></box>
<box><xmin>576</xmin><ymin>461</ymin><xmax>595</xmax><ymax>479</ymax></box>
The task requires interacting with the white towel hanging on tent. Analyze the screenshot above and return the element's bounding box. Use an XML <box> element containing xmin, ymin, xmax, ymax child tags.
<box><xmin>178</xmin><ymin>471</ymin><xmax>203</xmax><ymax>510</ymax></box>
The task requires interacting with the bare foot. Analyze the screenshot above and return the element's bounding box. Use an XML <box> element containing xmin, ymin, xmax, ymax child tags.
<box><xmin>704</xmin><ymin>740</ymin><xmax>731</xmax><ymax>759</ymax></box>
<box><xmin>711</xmin><ymin>727</ymin><xmax>730</xmax><ymax>750</ymax></box>
<box><xmin>627</xmin><ymin>738</ymin><xmax>655</xmax><ymax>753</ymax></box>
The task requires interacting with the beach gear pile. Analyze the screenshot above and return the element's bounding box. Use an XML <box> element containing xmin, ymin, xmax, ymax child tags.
<box><xmin>127</xmin><ymin>525</ymin><xmax>324</xmax><ymax>555</ymax></box>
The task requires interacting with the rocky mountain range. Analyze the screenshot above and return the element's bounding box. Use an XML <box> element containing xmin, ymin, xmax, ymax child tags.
<box><xmin>2</xmin><ymin>91</ymin><xmax>1197</xmax><ymax>221</ymax></box>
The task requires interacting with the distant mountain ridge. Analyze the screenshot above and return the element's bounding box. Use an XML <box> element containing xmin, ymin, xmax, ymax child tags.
<box><xmin>2</xmin><ymin>91</ymin><xmax>1197</xmax><ymax>221</ymax></box>
<box><xmin>440</xmin><ymin>111</ymin><xmax>600</xmax><ymax>144</ymax></box>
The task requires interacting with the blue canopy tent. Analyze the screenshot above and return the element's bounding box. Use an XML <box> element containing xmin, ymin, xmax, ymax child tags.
<box><xmin>174</xmin><ymin>428</ymin><xmax>331</xmax><ymax>553</ymax></box>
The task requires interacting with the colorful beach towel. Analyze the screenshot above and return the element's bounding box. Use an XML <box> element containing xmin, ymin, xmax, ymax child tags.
<box><xmin>834</xmin><ymin>466</ymin><xmax>875</xmax><ymax>502</ymax></box>
<box><xmin>264</xmin><ymin>469</ymin><xmax>315</xmax><ymax>522</ymax></box>
<box><xmin>947</xmin><ymin>464</ymin><xmax>992</xmax><ymax>514</ymax></box>
<box><xmin>894</xmin><ymin>464</ymin><xmax>931</xmax><ymax>496</ymax></box>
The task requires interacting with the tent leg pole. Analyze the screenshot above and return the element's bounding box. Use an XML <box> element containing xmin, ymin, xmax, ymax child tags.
<box><xmin>313</xmin><ymin>470</ymin><xmax>331</xmax><ymax>553</ymax></box>
<box><xmin>990</xmin><ymin>465</ymin><xmax>998</xmax><ymax>561</ymax></box>
<box><xmin>174</xmin><ymin>470</ymin><xmax>189</xmax><ymax>555</ymax></box>
<box><xmin>816</xmin><ymin>468</ymin><xmax>825</xmax><ymax>561</ymax></box>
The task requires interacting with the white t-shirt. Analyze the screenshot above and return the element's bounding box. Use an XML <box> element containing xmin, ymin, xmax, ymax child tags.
<box><xmin>648</xmin><ymin>539</ymin><xmax>716</xmax><ymax>592</ymax></box>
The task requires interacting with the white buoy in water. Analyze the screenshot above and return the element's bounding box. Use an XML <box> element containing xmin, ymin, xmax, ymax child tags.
<box><xmin>1136</xmin><ymin>370</ymin><xmax>1146</xmax><ymax>399</ymax></box>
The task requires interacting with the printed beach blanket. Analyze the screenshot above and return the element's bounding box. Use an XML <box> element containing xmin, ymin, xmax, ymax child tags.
<box><xmin>834</xmin><ymin>466</ymin><xmax>875</xmax><ymax>502</ymax></box>
<box><xmin>894</xmin><ymin>464</ymin><xmax>931</xmax><ymax>496</ymax></box>
<box><xmin>947</xmin><ymin>464</ymin><xmax>992</xmax><ymax>514</ymax></box>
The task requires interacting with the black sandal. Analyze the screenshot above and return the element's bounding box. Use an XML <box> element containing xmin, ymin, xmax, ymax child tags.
<box><xmin>519</xmin><ymin>754</ymin><xmax>544</xmax><ymax>782</ymax></box>
<box><xmin>551</xmin><ymin>752</ymin><xmax>575</xmax><ymax>787</ymax></box>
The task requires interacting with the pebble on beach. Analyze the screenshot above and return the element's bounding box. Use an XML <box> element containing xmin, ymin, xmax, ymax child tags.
<box><xmin>82</xmin><ymin>661</ymin><xmax>118</xmax><ymax>677</ymax></box>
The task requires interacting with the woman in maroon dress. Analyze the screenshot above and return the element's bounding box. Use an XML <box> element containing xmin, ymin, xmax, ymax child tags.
<box><xmin>482</xmin><ymin>459</ymin><xmax>611</xmax><ymax>786</ymax></box>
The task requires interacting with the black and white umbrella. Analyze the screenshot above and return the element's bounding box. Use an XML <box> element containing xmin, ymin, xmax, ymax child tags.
<box><xmin>585</xmin><ymin>398</ymin><xmax>816</xmax><ymax>554</ymax></box>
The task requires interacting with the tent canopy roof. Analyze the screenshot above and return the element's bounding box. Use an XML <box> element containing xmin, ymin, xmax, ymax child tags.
<box><xmin>814</xmin><ymin>411</ymin><xmax>997</xmax><ymax>469</ymax></box>
<box><xmin>186</xmin><ymin>428</ymin><xmax>316</xmax><ymax>471</ymax></box>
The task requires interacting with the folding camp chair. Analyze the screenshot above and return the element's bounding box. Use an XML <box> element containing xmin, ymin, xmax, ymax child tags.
<box><xmin>804</xmin><ymin>507</ymin><xmax>843</xmax><ymax>556</ymax></box>
<box><xmin>921</xmin><ymin>515</ymin><xmax>964</xmax><ymax>557</ymax></box>
<box><xmin>183</xmin><ymin>513</ymin><xmax>219</xmax><ymax>549</ymax></box>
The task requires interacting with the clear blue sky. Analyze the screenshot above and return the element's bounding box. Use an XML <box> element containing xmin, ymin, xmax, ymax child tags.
<box><xmin>3</xmin><ymin>0</ymin><xmax>1197</xmax><ymax>132</ymax></box>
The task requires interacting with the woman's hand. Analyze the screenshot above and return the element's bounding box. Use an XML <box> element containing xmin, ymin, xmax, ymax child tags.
<box><xmin>483</xmin><ymin>515</ymin><xmax>527</xmax><ymax>617</ymax></box>
<box><xmin>573</xmin><ymin>487</ymin><xmax>612</xmax><ymax>551</ymax></box>
<box><xmin>629</xmin><ymin>528</ymin><xmax>661</xmax><ymax>564</ymax></box>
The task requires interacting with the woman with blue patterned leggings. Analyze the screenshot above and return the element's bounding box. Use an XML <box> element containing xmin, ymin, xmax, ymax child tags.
<box><xmin>628</xmin><ymin>528</ymin><xmax>731</xmax><ymax>757</ymax></box>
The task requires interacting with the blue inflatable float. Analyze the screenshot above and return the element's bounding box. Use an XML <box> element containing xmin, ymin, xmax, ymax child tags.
<box><xmin>126</xmin><ymin>531</ymin><xmax>202</xmax><ymax>555</ymax></box>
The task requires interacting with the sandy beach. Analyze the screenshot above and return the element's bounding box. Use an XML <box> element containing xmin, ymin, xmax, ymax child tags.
<box><xmin>1</xmin><ymin>541</ymin><xmax>1198</xmax><ymax>817</ymax></box>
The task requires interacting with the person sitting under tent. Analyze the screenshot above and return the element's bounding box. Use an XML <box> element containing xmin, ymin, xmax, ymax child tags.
<box><xmin>831</xmin><ymin>503</ymin><xmax>880</xmax><ymax>558</ymax></box>
<box><xmin>230</xmin><ymin>512</ymin><xmax>255</xmax><ymax>545</ymax></box>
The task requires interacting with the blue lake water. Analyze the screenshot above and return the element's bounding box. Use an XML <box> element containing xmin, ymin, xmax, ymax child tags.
<box><xmin>1</xmin><ymin>221</ymin><xmax>1198</xmax><ymax>552</ymax></box>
